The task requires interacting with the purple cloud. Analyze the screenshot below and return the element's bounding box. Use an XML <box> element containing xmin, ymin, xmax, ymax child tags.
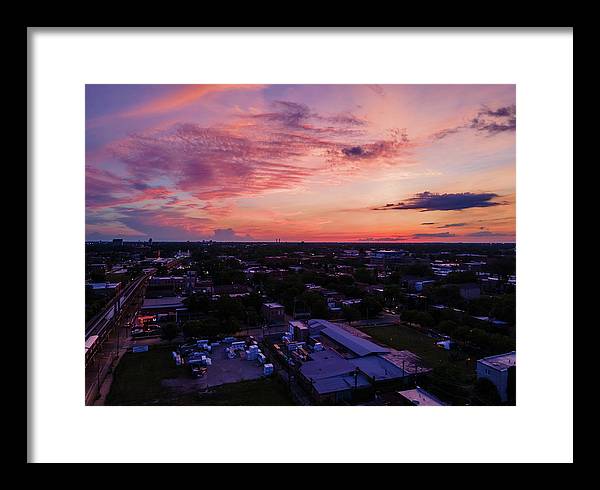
<box><xmin>412</xmin><ymin>232</ymin><xmax>456</xmax><ymax>238</ymax></box>
<box><xmin>432</xmin><ymin>104</ymin><xmax>516</xmax><ymax>140</ymax></box>
<box><xmin>373</xmin><ymin>191</ymin><xmax>503</xmax><ymax>212</ymax></box>
<box><xmin>438</xmin><ymin>223</ymin><xmax>467</xmax><ymax>228</ymax></box>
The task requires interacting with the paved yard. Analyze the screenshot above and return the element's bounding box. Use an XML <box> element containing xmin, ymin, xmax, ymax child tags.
<box><xmin>162</xmin><ymin>344</ymin><xmax>265</xmax><ymax>393</ymax></box>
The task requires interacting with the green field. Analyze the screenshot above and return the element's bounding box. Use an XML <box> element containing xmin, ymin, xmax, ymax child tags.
<box><xmin>360</xmin><ymin>324</ymin><xmax>477</xmax><ymax>405</ymax></box>
<box><xmin>175</xmin><ymin>378</ymin><xmax>294</xmax><ymax>406</ymax></box>
<box><xmin>106</xmin><ymin>344</ymin><xmax>293</xmax><ymax>406</ymax></box>
<box><xmin>106</xmin><ymin>344</ymin><xmax>180</xmax><ymax>405</ymax></box>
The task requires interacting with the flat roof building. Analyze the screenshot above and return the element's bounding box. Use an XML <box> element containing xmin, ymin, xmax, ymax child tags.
<box><xmin>141</xmin><ymin>296</ymin><xmax>185</xmax><ymax>314</ymax></box>
<box><xmin>262</xmin><ymin>302</ymin><xmax>286</xmax><ymax>326</ymax></box>
<box><xmin>86</xmin><ymin>282</ymin><xmax>121</xmax><ymax>297</ymax></box>
<box><xmin>457</xmin><ymin>283</ymin><xmax>481</xmax><ymax>300</ymax></box>
<box><xmin>397</xmin><ymin>387</ymin><xmax>446</xmax><ymax>406</ymax></box>
<box><xmin>318</xmin><ymin>321</ymin><xmax>390</xmax><ymax>357</ymax></box>
<box><xmin>476</xmin><ymin>351</ymin><xmax>516</xmax><ymax>403</ymax></box>
<box><xmin>299</xmin><ymin>349</ymin><xmax>371</xmax><ymax>404</ymax></box>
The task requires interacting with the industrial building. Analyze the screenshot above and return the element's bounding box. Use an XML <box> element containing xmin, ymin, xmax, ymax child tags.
<box><xmin>276</xmin><ymin>319</ymin><xmax>431</xmax><ymax>404</ymax></box>
<box><xmin>140</xmin><ymin>296</ymin><xmax>185</xmax><ymax>318</ymax></box>
<box><xmin>86</xmin><ymin>282</ymin><xmax>121</xmax><ymax>298</ymax></box>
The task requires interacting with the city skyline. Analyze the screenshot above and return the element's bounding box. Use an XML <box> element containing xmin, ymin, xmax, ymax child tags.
<box><xmin>86</xmin><ymin>84</ymin><xmax>516</xmax><ymax>243</ymax></box>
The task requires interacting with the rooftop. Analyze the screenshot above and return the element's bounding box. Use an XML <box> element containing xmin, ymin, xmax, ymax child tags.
<box><xmin>87</xmin><ymin>282</ymin><xmax>120</xmax><ymax>290</ymax></box>
<box><xmin>478</xmin><ymin>351</ymin><xmax>516</xmax><ymax>371</ymax></box>
<box><xmin>348</xmin><ymin>355</ymin><xmax>406</xmax><ymax>381</ymax></box>
<box><xmin>299</xmin><ymin>349</ymin><xmax>355</xmax><ymax>380</ymax></box>
<box><xmin>263</xmin><ymin>302</ymin><xmax>284</xmax><ymax>309</ymax></box>
<box><xmin>289</xmin><ymin>320</ymin><xmax>308</xmax><ymax>330</ymax></box>
<box><xmin>312</xmin><ymin>373</ymin><xmax>371</xmax><ymax>394</ymax></box>
<box><xmin>318</xmin><ymin>321</ymin><xmax>390</xmax><ymax>357</ymax></box>
<box><xmin>141</xmin><ymin>296</ymin><xmax>185</xmax><ymax>309</ymax></box>
<box><xmin>380</xmin><ymin>349</ymin><xmax>431</xmax><ymax>375</ymax></box>
<box><xmin>298</xmin><ymin>349</ymin><xmax>372</xmax><ymax>394</ymax></box>
<box><xmin>397</xmin><ymin>387</ymin><xmax>446</xmax><ymax>406</ymax></box>
<box><xmin>458</xmin><ymin>283</ymin><xmax>480</xmax><ymax>290</ymax></box>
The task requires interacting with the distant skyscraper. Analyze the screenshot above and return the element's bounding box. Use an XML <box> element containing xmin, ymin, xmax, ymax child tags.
<box><xmin>112</xmin><ymin>238</ymin><xmax>123</xmax><ymax>246</ymax></box>
<box><xmin>148</xmin><ymin>238</ymin><xmax>152</xmax><ymax>245</ymax></box>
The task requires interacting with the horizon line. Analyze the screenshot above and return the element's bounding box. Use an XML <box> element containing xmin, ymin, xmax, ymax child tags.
<box><xmin>85</xmin><ymin>239</ymin><xmax>516</xmax><ymax>245</ymax></box>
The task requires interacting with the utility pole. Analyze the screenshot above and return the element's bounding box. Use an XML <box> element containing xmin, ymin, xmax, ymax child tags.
<box><xmin>116</xmin><ymin>321</ymin><xmax>120</xmax><ymax>359</ymax></box>
<box><xmin>96</xmin><ymin>357</ymin><xmax>101</xmax><ymax>399</ymax></box>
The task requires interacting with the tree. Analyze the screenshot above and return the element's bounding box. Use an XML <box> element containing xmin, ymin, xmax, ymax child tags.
<box><xmin>487</xmin><ymin>256</ymin><xmax>516</xmax><ymax>279</ymax></box>
<box><xmin>342</xmin><ymin>305</ymin><xmax>361</xmax><ymax>323</ymax></box>
<box><xmin>214</xmin><ymin>295</ymin><xmax>246</xmax><ymax>325</ymax></box>
<box><xmin>183</xmin><ymin>318</ymin><xmax>222</xmax><ymax>339</ymax></box>
<box><xmin>383</xmin><ymin>285</ymin><xmax>401</xmax><ymax>306</ymax></box>
<box><xmin>414</xmin><ymin>311</ymin><xmax>435</xmax><ymax>328</ymax></box>
<box><xmin>446</xmin><ymin>271</ymin><xmax>477</xmax><ymax>284</ymax></box>
<box><xmin>506</xmin><ymin>366</ymin><xmax>516</xmax><ymax>405</ymax></box>
<box><xmin>402</xmin><ymin>263</ymin><xmax>433</xmax><ymax>277</ymax></box>
<box><xmin>401</xmin><ymin>309</ymin><xmax>418</xmax><ymax>324</ymax></box>
<box><xmin>428</xmin><ymin>284</ymin><xmax>464</xmax><ymax>309</ymax></box>
<box><xmin>183</xmin><ymin>293</ymin><xmax>211</xmax><ymax>313</ymax></box>
<box><xmin>437</xmin><ymin>319</ymin><xmax>458</xmax><ymax>335</ymax></box>
<box><xmin>473</xmin><ymin>378</ymin><xmax>502</xmax><ymax>406</ymax></box>
<box><xmin>160</xmin><ymin>322</ymin><xmax>178</xmax><ymax>343</ymax></box>
<box><xmin>360</xmin><ymin>295</ymin><xmax>383</xmax><ymax>319</ymax></box>
<box><xmin>490</xmin><ymin>293</ymin><xmax>516</xmax><ymax>324</ymax></box>
<box><xmin>300</xmin><ymin>290</ymin><xmax>329</xmax><ymax>319</ymax></box>
<box><xmin>354</xmin><ymin>267</ymin><xmax>375</xmax><ymax>284</ymax></box>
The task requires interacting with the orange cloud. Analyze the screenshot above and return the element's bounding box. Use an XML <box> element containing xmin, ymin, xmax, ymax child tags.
<box><xmin>117</xmin><ymin>84</ymin><xmax>265</xmax><ymax>119</ymax></box>
<box><xmin>86</xmin><ymin>85</ymin><xmax>267</xmax><ymax>131</ymax></box>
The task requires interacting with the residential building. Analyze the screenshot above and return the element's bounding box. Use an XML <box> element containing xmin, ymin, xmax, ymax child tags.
<box><xmin>369</xmin><ymin>249</ymin><xmax>409</xmax><ymax>266</ymax></box>
<box><xmin>458</xmin><ymin>283</ymin><xmax>481</xmax><ymax>300</ymax></box>
<box><xmin>476</xmin><ymin>351</ymin><xmax>516</xmax><ymax>402</ymax></box>
<box><xmin>262</xmin><ymin>302</ymin><xmax>285</xmax><ymax>326</ymax></box>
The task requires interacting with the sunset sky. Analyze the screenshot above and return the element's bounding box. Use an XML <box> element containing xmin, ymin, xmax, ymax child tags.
<box><xmin>86</xmin><ymin>84</ymin><xmax>515</xmax><ymax>243</ymax></box>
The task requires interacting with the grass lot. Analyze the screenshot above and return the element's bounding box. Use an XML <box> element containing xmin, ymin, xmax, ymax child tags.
<box><xmin>106</xmin><ymin>343</ymin><xmax>294</xmax><ymax>406</ymax></box>
<box><xmin>174</xmin><ymin>378</ymin><xmax>294</xmax><ymax>406</ymax></box>
<box><xmin>360</xmin><ymin>324</ymin><xmax>478</xmax><ymax>405</ymax></box>
<box><xmin>106</xmin><ymin>343</ymin><xmax>180</xmax><ymax>405</ymax></box>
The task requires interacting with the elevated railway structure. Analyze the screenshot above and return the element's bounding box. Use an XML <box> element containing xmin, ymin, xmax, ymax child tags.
<box><xmin>85</xmin><ymin>270</ymin><xmax>154</xmax><ymax>403</ymax></box>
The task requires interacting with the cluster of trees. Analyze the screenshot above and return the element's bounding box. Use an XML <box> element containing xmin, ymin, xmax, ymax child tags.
<box><xmin>466</xmin><ymin>294</ymin><xmax>516</xmax><ymax>323</ymax></box>
<box><xmin>181</xmin><ymin>317</ymin><xmax>239</xmax><ymax>340</ymax></box>
<box><xmin>258</xmin><ymin>275</ymin><xmax>305</xmax><ymax>314</ymax></box>
<box><xmin>249</xmin><ymin>271</ymin><xmax>385</xmax><ymax>322</ymax></box>
<box><xmin>179</xmin><ymin>291</ymin><xmax>266</xmax><ymax>339</ymax></box>
<box><xmin>424</xmin><ymin>284</ymin><xmax>516</xmax><ymax>325</ymax></box>
<box><xmin>85</xmin><ymin>289</ymin><xmax>109</xmax><ymax>322</ymax></box>
<box><xmin>341</xmin><ymin>296</ymin><xmax>384</xmax><ymax>323</ymax></box>
<box><xmin>445</xmin><ymin>271</ymin><xmax>478</xmax><ymax>284</ymax></box>
<box><xmin>401</xmin><ymin>307</ymin><xmax>516</xmax><ymax>356</ymax></box>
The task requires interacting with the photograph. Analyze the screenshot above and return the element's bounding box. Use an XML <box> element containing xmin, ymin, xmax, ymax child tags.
<box><xmin>29</xmin><ymin>27</ymin><xmax>572</xmax><ymax>463</ymax></box>
<box><xmin>85</xmin><ymin>84</ymin><xmax>516</xmax><ymax>407</ymax></box>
